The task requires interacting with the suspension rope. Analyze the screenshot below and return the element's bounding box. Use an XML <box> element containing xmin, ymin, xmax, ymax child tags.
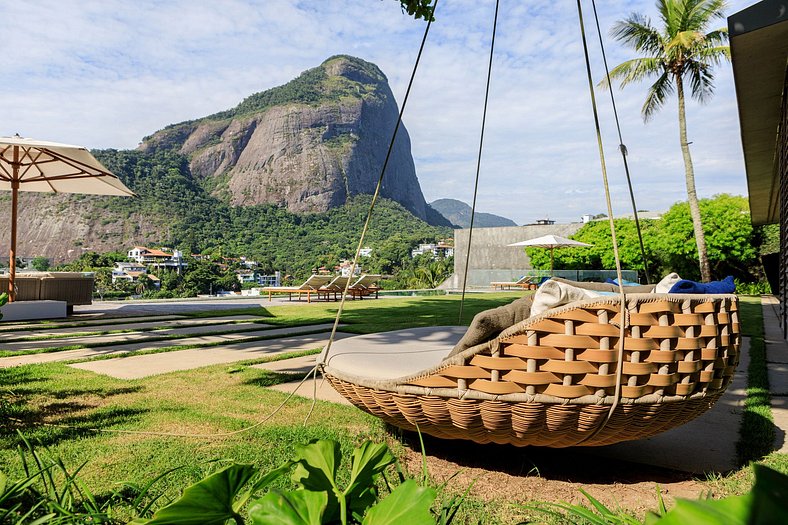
<box><xmin>590</xmin><ymin>0</ymin><xmax>650</xmax><ymax>284</ymax></box>
<box><xmin>458</xmin><ymin>0</ymin><xmax>500</xmax><ymax>324</ymax></box>
<box><xmin>574</xmin><ymin>0</ymin><xmax>628</xmax><ymax>443</ymax></box>
<box><xmin>320</xmin><ymin>0</ymin><xmax>437</xmax><ymax>366</ymax></box>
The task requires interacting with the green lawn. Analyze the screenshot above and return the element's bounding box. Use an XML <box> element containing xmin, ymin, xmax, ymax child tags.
<box><xmin>1</xmin><ymin>293</ymin><xmax>786</xmax><ymax>523</ymax></box>
<box><xmin>0</xmin><ymin>293</ymin><xmax>521</xmax><ymax>523</ymax></box>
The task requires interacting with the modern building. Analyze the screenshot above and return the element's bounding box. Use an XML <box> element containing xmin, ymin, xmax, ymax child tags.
<box><xmin>411</xmin><ymin>242</ymin><xmax>454</xmax><ymax>259</ymax></box>
<box><xmin>729</xmin><ymin>0</ymin><xmax>788</xmax><ymax>334</ymax></box>
<box><xmin>127</xmin><ymin>246</ymin><xmax>187</xmax><ymax>273</ymax></box>
<box><xmin>111</xmin><ymin>262</ymin><xmax>160</xmax><ymax>288</ymax></box>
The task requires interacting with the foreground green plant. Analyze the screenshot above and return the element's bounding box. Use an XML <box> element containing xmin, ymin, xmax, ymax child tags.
<box><xmin>521</xmin><ymin>464</ymin><xmax>788</xmax><ymax>525</ymax></box>
<box><xmin>134</xmin><ymin>439</ymin><xmax>439</xmax><ymax>525</ymax></box>
<box><xmin>0</xmin><ymin>292</ymin><xmax>7</xmax><ymax>321</ymax></box>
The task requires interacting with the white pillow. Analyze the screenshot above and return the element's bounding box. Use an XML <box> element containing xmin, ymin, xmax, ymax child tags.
<box><xmin>531</xmin><ymin>280</ymin><xmax>601</xmax><ymax>317</ymax></box>
<box><xmin>653</xmin><ymin>272</ymin><xmax>681</xmax><ymax>293</ymax></box>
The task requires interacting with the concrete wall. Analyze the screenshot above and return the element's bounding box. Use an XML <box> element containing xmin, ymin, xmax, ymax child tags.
<box><xmin>448</xmin><ymin>223</ymin><xmax>584</xmax><ymax>288</ymax></box>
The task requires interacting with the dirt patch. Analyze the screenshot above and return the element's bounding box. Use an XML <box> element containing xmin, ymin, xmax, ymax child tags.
<box><xmin>396</xmin><ymin>431</ymin><xmax>706</xmax><ymax>518</ymax></box>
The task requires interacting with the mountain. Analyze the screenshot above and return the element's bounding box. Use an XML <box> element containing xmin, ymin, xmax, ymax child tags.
<box><xmin>429</xmin><ymin>198</ymin><xmax>517</xmax><ymax>228</ymax></box>
<box><xmin>140</xmin><ymin>55</ymin><xmax>437</xmax><ymax>222</ymax></box>
<box><xmin>0</xmin><ymin>55</ymin><xmax>454</xmax><ymax>266</ymax></box>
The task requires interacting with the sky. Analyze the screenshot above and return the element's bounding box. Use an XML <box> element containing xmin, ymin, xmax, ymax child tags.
<box><xmin>1</xmin><ymin>0</ymin><xmax>755</xmax><ymax>225</ymax></box>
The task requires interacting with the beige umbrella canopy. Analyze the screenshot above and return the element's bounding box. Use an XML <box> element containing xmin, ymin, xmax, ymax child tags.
<box><xmin>0</xmin><ymin>135</ymin><xmax>135</xmax><ymax>301</ymax></box>
<box><xmin>508</xmin><ymin>234</ymin><xmax>592</xmax><ymax>274</ymax></box>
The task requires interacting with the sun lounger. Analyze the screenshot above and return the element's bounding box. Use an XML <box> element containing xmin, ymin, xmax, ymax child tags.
<box><xmin>320</xmin><ymin>275</ymin><xmax>352</xmax><ymax>301</ymax></box>
<box><xmin>490</xmin><ymin>276</ymin><xmax>534</xmax><ymax>290</ymax></box>
<box><xmin>264</xmin><ymin>275</ymin><xmax>332</xmax><ymax>303</ymax></box>
<box><xmin>347</xmin><ymin>274</ymin><xmax>382</xmax><ymax>299</ymax></box>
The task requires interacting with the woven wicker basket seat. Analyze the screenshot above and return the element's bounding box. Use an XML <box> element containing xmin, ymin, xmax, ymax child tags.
<box><xmin>321</xmin><ymin>293</ymin><xmax>740</xmax><ymax>447</ymax></box>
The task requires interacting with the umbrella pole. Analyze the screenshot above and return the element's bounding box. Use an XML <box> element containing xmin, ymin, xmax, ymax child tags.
<box><xmin>8</xmin><ymin>148</ymin><xmax>19</xmax><ymax>302</ymax></box>
<box><xmin>550</xmin><ymin>247</ymin><xmax>554</xmax><ymax>276</ymax></box>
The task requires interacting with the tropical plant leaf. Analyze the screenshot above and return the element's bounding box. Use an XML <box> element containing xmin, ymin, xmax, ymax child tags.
<box><xmin>248</xmin><ymin>489</ymin><xmax>327</xmax><ymax>525</ymax></box>
<box><xmin>235</xmin><ymin>462</ymin><xmax>295</xmax><ymax>512</ymax></box>
<box><xmin>362</xmin><ymin>479</ymin><xmax>436</xmax><ymax>525</ymax></box>
<box><xmin>652</xmin><ymin>494</ymin><xmax>753</xmax><ymax>524</ymax></box>
<box><xmin>749</xmin><ymin>463</ymin><xmax>788</xmax><ymax>524</ymax></box>
<box><xmin>346</xmin><ymin>441</ymin><xmax>396</xmax><ymax>511</ymax></box>
<box><xmin>291</xmin><ymin>440</ymin><xmax>341</xmax><ymax>493</ymax></box>
<box><xmin>140</xmin><ymin>463</ymin><xmax>256</xmax><ymax>524</ymax></box>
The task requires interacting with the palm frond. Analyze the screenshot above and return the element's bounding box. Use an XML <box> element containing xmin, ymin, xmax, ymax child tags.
<box><xmin>642</xmin><ymin>72</ymin><xmax>674</xmax><ymax>121</ymax></box>
<box><xmin>704</xmin><ymin>28</ymin><xmax>729</xmax><ymax>47</ymax></box>
<box><xmin>610</xmin><ymin>15</ymin><xmax>664</xmax><ymax>55</ymax></box>
<box><xmin>686</xmin><ymin>61</ymin><xmax>715</xmax><ymax>103</ymax></box>
<box><xmin>696</xmin><ymin>45</ymin><xmax>730</xmax><ymax>65</ymax></box>
<box><xmin>606</xmin><ymin>57</ymin><xmax>664</xmax><ymax>89</ymax></box>
<box><xmin>657</xmin><ymin>0</ymin><xmax>680</xmax><ymax>38</ymax></box>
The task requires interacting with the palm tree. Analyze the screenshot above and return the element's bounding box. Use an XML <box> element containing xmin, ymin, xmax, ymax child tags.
<box><xmin>605</xmin><ymin>0</ymin><xmax>729</xmax><ymax>281</ymax></box>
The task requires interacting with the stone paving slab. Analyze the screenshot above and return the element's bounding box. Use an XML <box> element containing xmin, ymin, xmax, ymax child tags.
<box><xmin>0</xmin><ymin>321</ymin><xmax>267</xmax><ymax>352</ymax></box>
<box><xmin>0</xmin><ymin>324</ymin><xmax>336</xmax><ymax>367</ymax></box>
<box><xmin>0</xmin><ymin>315</ymin><xmax>261</xmax><ymax>341</ymax></box>
<box><xmin>253</xmin><ymin>352</ymin><xmax>352</xmax><ymax>405</ymax></box>
<box><xmin>590</xmin><ymin>336</ymin><xmax>750</xmax><ymax>474</ymax></box>
<box><xmin>761</xmin><ymin>296</ymin><xmax>788</xmax><ymax>454</ymax></box>
<box><xmin>70</xmin><ymin>329</ymin><xmax>347</xmax><ymax>379</ymax></box>
<box><xmin>0</xmin><ymin>315</ymin><xmax>186</xmax><ymax>332</ymax></box>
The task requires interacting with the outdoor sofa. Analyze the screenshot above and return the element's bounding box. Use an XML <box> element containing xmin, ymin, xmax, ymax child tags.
<box><xmin>0</xmin><ymin>272</ymin><xmax>94</xmax><ymax>313</ymax></box>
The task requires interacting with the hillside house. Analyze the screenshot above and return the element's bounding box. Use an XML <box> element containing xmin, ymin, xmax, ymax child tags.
<box><xmin>127</xmin><ymin>246</ymin><xmax>186</xmax><ymax>273</ymax></box>
<box><xmin>112</xmin><ymin>262</ymin><xmax>160</xmax><ymax>288</ymax></box>
<box><xmin>411</xmin><ymin>242</ymin><xmax>454</xmax><ymax>259</ymax></box>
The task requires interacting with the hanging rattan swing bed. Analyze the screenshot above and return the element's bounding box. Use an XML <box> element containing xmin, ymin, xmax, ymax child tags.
<box><xmin>317</xmin><ymin>0</ymin><xmax>740</xmax><ymax>448</ymax></box>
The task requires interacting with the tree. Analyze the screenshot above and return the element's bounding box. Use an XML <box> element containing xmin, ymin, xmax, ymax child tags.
<box><xmin>605</xmin><ymin>0</ymin><xmax>729</xmax><ymax>282</ymax></box>
<box><xmin>30</xmin><ymin>256</ymin><xmax>50</xmax><ymax>271</ymax></box>
<box><xmin>655</xmin><ymin>194</ymin><xmax>756</xmax><ymax>280</ymax></box>
<box><xmin>396</xmin><ymin>0</ymin><xmax>435</xmax><ymax>21</ymax></box>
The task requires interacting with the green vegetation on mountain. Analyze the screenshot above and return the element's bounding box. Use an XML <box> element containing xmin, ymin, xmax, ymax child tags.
<box><xmin>91</xmin><ymin>149</ymin><xmax>450</xmax><ymax>278</ymax></box>
<box><xmin>144</xmin><ymin>55</ymin><xmax>388</xmax><ymax>153</ymax></box>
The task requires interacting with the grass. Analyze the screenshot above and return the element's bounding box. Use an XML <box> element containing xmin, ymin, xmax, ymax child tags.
<box><xmin>4</xmin><ymin>291</ymin><xmax>784</xmax><ymax>523</ymax></box>
<box><xmin>736</xmin><ymin>296</ymin><xmax>775</xmax><ymax>464</ymax></box>
<box><xmin>0</xmin><ymin>293</ymin><xmax>520</xmax><ymax>522</ymax></box>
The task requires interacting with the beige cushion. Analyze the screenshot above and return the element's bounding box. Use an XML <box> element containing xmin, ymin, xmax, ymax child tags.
<box><xmin>447</xmin><ymin>295</ymin><xmax>533</xmax><ymax>358</ymax></box>
<box><xmin>320</xmin><ymin>326</ymin><xmax>465</xmax><ymax>380</ymax></box>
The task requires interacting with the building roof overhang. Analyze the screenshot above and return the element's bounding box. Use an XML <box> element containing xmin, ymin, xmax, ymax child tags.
<box><xmin>729</xmin><ymin>0</ymin><xmax>788</xmax><ymax>226</ymax></box>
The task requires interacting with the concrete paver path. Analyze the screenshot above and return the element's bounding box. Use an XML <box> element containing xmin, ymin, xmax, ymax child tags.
<box><xmin>0</xmin><ymin>324</ymin><xmax>338</xmax><ymax>367</ymax></box>
<box><xmin>253</xmin><ymin>354</ymin><xmax>352</xmax><ymax>405</ymax></box>
<box><xmin>71</xmin><ymin>328</ymin><xmax>349</xmax><ymax>379</ymax></box>
<box><xmin>0</xmin><ymin>315</ymin><xmax>261</xmax><ymax>342</ymax></box>
<box><xmin>761</xmin><ymin>296</ymin><xmax>788</xmax><ymax>454</ymax></box>
<box><xmin>0</xmin><ymin>315</ymin><xmax>187</xmax><ymax>332</ymax></box>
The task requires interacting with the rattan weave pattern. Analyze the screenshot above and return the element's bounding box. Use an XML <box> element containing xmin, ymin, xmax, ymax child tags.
<box><xmin>323</xmin><ymin>294</ymin><xmax>739</xmax><ymax>447</ymax></box>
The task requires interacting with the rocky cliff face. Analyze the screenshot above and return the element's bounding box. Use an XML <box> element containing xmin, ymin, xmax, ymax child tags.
<box><xmin>140</xmin><ymin>55</ymin><xmax>430</xmax><ymax>220</ymax></box>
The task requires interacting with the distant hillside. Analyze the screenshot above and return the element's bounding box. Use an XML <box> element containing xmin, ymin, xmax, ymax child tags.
<box><xmin>140</xmin><ymin>55</ymin><xmax>441</xmax><ymax>223</ymax></box>
<box><xmin>430</xmin><ymin>198</ymin><xmax>517</xmax><ymax>228</ymax></box>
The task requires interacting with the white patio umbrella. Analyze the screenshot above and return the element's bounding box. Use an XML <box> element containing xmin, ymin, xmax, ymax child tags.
<box><xmin>508</xmin><ymin>234</ymin><xmax>592</xmax><ymax>275</ymax></box>
<box><xmin>0</xmin><ymin>135</ymin><xmax>135</xmax><ymax>301</ymax></box>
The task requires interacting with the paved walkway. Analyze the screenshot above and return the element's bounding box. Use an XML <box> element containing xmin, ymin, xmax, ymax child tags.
<box><xmin>0</xmin><ymin>324</ymin><xmax>337</xmax><ymax>367</ymax></box>
<box><xmin>0</xmin><ymin>315</ymin><xmax>261</xmax><ymax>343</ymax></box>
<box><xmin>760</xmin><ymin>296</ymin><xmax>788</xmax><ymax>454</ymax></box>
<box><xmin>253</xmin><ymin>354</ymin><xmax>352</xmax><ymax>405</ymax></box>
<box><xmin>0</xmin><ymin>315</ymin><xmax>186</xmax><ymax>332</ymax></box>
<box><xmin>71</xmin><ymin>329</ymin><xmax>350</xmax><ymax>379</ymax></box>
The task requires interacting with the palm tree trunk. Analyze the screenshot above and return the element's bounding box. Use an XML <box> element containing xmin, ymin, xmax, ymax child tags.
<box><xmin>676</xmin><ymin>76</ymin><xmax>711</xmax><ymax>281</ymax></box>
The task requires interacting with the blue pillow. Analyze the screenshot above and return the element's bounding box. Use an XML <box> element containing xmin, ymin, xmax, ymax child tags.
<box><xmin>668</xmin><ymin>276</ymin><xmax>735</xmax><ymax>294</ymax></box>
<box><xmin>605</xmin><ymin>278</ymin><xmax>641</xmax><ymax>286</ymax></box>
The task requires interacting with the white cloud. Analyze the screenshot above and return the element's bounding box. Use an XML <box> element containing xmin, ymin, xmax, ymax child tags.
<box><xmin>0</xmin><ymin>0</ymin><xmax>752</xmax><ymax>224</ymax></box>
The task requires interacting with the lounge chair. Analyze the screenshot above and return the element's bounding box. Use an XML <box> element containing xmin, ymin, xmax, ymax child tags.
<box><xmin>264</xmin><ymin>275</ymin><xmax>332</xmax><ymax>303</ymax></box>
<box><xmin>347</xmin><ymin>274</ymin><xmax>382</xmax><ymax>299</ymax></box>
<box><xmin>490</xmin><ymin>275</ymin><xmax>534</xmax><ymax>290</ymax></box>
<box><xmin>319</xmin><ymin>275</ymin><xmax>352</xmax><ymax>301</ymax></box>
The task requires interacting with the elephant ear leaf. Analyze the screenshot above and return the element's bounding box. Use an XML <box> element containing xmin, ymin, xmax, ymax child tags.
<box><xmin>362</xmin><ymin>479</ymin><xmax>436</xmax><ymax>525</ymax></box>
<box><xmin>291</xmin><ymin>440</ymin><xmax>341</xmax><ymax>492</ymax></box>
<box><xmin>142</xmin><ymin>464</ymin><xmax>256</xmax><ymax>525</ymax></box>
<box><xmin>248</xmin><ymin>489</ymin><xmax>327</xmax><ymax>525</ymax></box>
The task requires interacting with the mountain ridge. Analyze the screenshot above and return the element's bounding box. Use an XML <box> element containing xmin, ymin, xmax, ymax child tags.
<box><xmin>430</xmin><ymin>198</ymin><xmax>517</xmax><ymax>228</ymax></box>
